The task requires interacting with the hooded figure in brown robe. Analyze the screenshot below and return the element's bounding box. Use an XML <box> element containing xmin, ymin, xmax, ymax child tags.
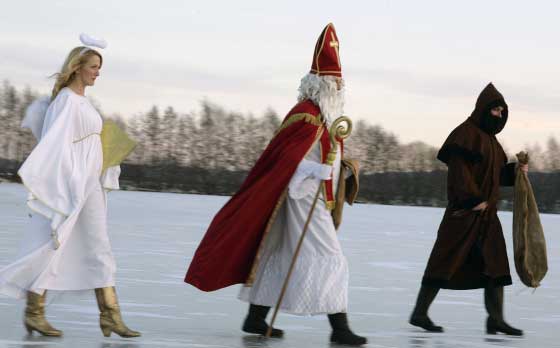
<box><xmin>409</xmin><ymin>83</ymin><xmax>525</xmax><ymax>336</ymax></box>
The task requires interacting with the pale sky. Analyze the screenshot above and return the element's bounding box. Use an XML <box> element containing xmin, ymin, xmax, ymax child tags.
<box><xmin>1</xmin><ymin>0</ymin><xmax>559</xmax><ymax>151</ymax></box>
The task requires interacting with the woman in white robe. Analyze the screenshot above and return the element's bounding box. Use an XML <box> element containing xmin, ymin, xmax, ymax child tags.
<box><xmin>0</xmin><ymin>42</ymin><xmax>140</xmax><ymax>338</ymax></box>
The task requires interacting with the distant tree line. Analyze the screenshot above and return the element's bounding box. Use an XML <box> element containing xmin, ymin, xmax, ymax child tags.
<box><xmin>1</xmin><ymin>80</ymin><xmax>559</xmax><ymax>212</ymax></box>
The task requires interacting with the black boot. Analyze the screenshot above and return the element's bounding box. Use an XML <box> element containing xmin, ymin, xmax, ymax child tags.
<box><xmin>484</xmin><ymin>286</ymin><xmax>523</xmax><ymax>336</ymax></box>
<box><xmin>409</xmin><ymin>286</ymin><xmax>443</xmax><ymax>332</ymax></box>
<box><xmin>327</xmin><ymin>313</ymin><xmax>367</xmax><ymax>346</ymax></box>
<box><xmin>242</xmin><ymin>304</ymin><xmax>284</xmax><ymax>338</ymax></box>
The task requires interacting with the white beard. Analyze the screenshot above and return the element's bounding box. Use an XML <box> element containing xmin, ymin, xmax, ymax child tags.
<box><xmin>297</xmin><ymin>73</ymin><xmax>345</xmax><ymax>126</ymax></box>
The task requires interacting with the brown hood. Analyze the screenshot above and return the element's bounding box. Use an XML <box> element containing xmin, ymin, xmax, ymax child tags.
<box><xmin>469</xmin><ymin>83</ymin><xmax>508</xmax><ymax>134</ymax></box>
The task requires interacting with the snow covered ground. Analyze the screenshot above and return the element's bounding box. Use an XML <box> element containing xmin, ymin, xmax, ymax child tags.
<box><xmin>0</xmin><ymin>182</ymin><xmax>558</xmax><ymax>348</ymax></box>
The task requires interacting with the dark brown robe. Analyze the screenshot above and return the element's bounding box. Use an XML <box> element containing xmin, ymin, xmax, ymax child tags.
<box><xmin>422</xmin><ymin>83</ymin><xmax>516</xmax><ymax>290</ymax></box>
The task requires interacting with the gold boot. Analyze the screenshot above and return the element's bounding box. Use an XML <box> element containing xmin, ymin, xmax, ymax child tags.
<box><xmin>94</xmin><ymin>287</ymin><xmax>141</xmax><ymax>338</ymax></box>
<box><xmin>24</xmin><ymin>291</ymin><xmax>63</xmax><ymax>337</ymax></box>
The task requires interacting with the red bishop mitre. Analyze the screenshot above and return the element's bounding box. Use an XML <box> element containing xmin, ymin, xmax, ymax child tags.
<box><xmin>310</xmin><ymin>23</ymin><xmax>342</xmax><ymax>77</ymax></box>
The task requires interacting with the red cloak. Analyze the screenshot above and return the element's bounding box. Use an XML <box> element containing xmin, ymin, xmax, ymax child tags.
<box><xmin>185</xmin><ymin>99</ymin><xmax>330</xmax><ymax>291</ymax></box>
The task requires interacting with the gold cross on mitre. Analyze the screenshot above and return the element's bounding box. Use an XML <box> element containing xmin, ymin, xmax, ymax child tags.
<box><xmin>329</xmin><ymin>32</ymin><xmax>340</xmax><ymax>67</ymax></box>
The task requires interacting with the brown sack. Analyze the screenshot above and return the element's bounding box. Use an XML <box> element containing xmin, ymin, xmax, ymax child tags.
<box><xmin>513</xmin><ymin>152</ymin><xmax>548</xmax><ymax>287</ymax></box>
<box><xmin>332</xmin><ymin>158</ymin><xmax>360</xmax><ymax>230</ymax></box>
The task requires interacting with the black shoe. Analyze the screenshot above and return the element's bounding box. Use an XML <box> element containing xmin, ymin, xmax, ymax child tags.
<box><xmin>330</xmin><ymin>329</ymin><xmax>367</xmax><ymax>346</ymax></box>
<box><xmin>328</xmin><ymin>313</ymin><xmax>367</xmax><ymax>346</ymax></box>
<box><xmin>410</xmin><ymin>285</ymin><xmax>441</xmax><ymax>332</ymax></box>
<box><xmin>486</xmin><ymin>317</ymin><xmax>523</xmax><ymax>336</ymax></box>
<box><xmin>242</xmin><ymin>320</ymin><xmax>284</xmax><ymax>338</ymax></box>
<box><xmin>242</xmin><ymin>304</ymin><xmax>284</xmax><ymax>338</ymax></box>
<box><xmin>409</xmin><ymin>314</ymin><xmax>444</xmax><ymax>332</ymax></box>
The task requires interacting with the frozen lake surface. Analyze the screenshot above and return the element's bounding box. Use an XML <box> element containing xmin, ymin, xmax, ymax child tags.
<box><xmin>0</xmin><ymin>182</ymin><xmax>558</xmax><ymax>347</ymax></box>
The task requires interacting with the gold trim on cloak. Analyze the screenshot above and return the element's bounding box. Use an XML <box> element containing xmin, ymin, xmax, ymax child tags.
<box><xmin>245</xmin><ymin>189</ymin><xmax>289</xmax><ymax>286</ymax></box>
<box><xmin>273</xmin><ymin>113</ymin><xmax>323</xmax><ymax>137</ymax></box>
<box><xmin>318</xmin><ymin>134</ymin><xmax>338</xmax><ymax>211</ymax></box>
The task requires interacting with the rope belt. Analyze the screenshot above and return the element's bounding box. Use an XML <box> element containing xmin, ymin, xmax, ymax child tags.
<box><xmin>73</xmin><ymin>133</ymin><xmax>101</xmax><ymax>143</ymax></box>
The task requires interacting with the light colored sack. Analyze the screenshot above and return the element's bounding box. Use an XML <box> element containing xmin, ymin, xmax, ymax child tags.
<box><xmin>512</xmin><ymin>152</ymin><xmax>548</xmax><ymax>288</ymax></box>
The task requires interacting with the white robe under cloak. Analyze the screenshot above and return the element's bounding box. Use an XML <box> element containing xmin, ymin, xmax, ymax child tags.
<box><xmin>239</xmin><ymin>137</ymin><xmax>349</xmax><ymax>315</ymax></box>
<box><xmin>0</xmin><ymin>87</ymin><xmax>120</xmax><ymax>299</ymax></box>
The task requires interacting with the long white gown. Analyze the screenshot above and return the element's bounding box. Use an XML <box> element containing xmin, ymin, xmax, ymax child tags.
<box><xmin>239</xmin><ymin>137</ymin><xmax>349</xmax><ymax>315</ymax></box>
<box><xmin>0</xmin><ymin>87</ymin><xmax>120</xmax><ymax>299</ymax></box>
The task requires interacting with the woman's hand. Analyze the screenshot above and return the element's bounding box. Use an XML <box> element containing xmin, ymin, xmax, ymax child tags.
<box><xmin>519</xmin><ymin>163</ymin><xmax>529</xmax><ymax>174</ymax></box>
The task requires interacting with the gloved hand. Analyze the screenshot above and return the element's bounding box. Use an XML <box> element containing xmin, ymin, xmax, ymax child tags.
<box><xmin>288</xmin><ymin>159</ymin><xmax>333</xmax><ymax>200</ymax></box>
<box><xmin>312</xmin><ymin>163</ymin><xmax>333</xmax><ymax>180</ymax></box>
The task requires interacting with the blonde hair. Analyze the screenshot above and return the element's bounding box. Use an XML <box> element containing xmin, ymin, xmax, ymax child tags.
<box><xmin>51</xmin><ymin>46</ymin><xmax>103</xmax><ymax>101</ymax></box>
